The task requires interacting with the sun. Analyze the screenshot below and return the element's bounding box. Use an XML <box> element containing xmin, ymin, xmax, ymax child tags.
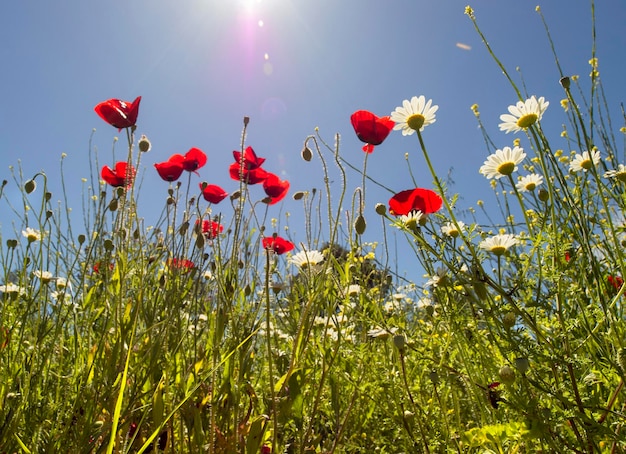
<box><xmin>238</xmin><ymin>0</ymin><xmax>263</xmax><ymax>13</ymax></box>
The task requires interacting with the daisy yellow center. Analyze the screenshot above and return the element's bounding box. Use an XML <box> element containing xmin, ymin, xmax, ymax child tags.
<box><xmin>404</xmin><ymin>218</ymin><xmax>418</xmax><ymax>230</ymax></box>
<box><xmin>497</xmin><ymin>161</ymin><xmax>516</xmax><ymax>176</ymax></box>
<box><xmin>448</xmin><ymin>229</ymin><xmax>460</xmax><ymax>238</ymax></box>
<box><xmin>516</xmin><ymin>113</ymin><xmax>538</xmax><ymax>128</ymax></box>
<box><xmin>406</xmin><ymin>114</ymin><xmax>425</xmax><ymax>131</ymax></box>
<box><xmin>525</xmin><ymin>182</ymin><xmax>536</xmax><ymax>191</ymax></box>
<box><xmin>490</xmin><ymin>246</ymin><xmax>507</xmax><ymax>256</ymax></box>
<box><xmin>580</xmin><ymin>158</ymin><xmax>593</xmax><ymax>170</ymax></box>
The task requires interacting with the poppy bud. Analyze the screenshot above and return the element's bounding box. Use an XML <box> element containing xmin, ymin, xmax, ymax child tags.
<box><xmin>502</xmin><ymin>312</ymin><xmax>516</xmax><ymax>329</ymax></box>
<box><xmin>104</xmin><ymin>239</ymin><xmax>115</xmax><ymax>251</ymax></box>
<box><xmin>301</xmin><ymin>146</ymin><xmax>313</xmax><ymax>162</ymax></box>
<box><xmin>429</xmin><ymin>370</ymin><xmax>440</xmax><ymax>384</ymax></box>
<box><xmin>559</xmin><ymin>76</ymin><xmax>571</xmax><ymax>89</ymax></box>
<box><xmin>293</xmin><ymin>191</ymin><xmax>305</xmax><ymax>200</ymax></box>
<box><xmin>375</xmin><ymin>203</ymin><xmax>387</xmax><ymax>215</ymax></box>
<box><xmin>108</xmin><ymin>198</ymin><xmax>118</xmax><ymax>212</ymax></box>
<box><xmin>499</xmin><ymin>365</ymin><xmax>515</xmax><ymax>384</ymax></box>
<box><xmin>78</xmin><ymin>234</ymin><xmax>86</xmax><ymax>245</ymax></box>
<box><xmin>243</xmin><ymin>116</ymin><xmax>250</xmax><ymax>126</ymax></box>
<box><xmin>24</xmin><ymin>180</ymin><xmax>36</xmax><ymax>194</ymax></box>
<box><xmin>138</xmin><ymin>135</ymin><xmax>151</xmax><ymax>152</ymax></box>
<box><xmin>7</xmin><ymin>239</ymin><xmax>18</xmax><ymax>248</ymax></box>
<box><xmin>354</xmin><ymin>215</ymin><xmax>366</xmax><ymax>235</ymax></box>
<box><xmin>514</xmin><ymin>357</ymin><xmax>530</xmax><ymax>374</ymax></box>
<box><xmin>538</xmin><ymin>189</ymin><xmax>549</xmax><ymax>202</ymax></box>
<box><xmin>393</xmin><ymin>334</ymin><xmax>406</xmax><ymax>352</ymax></box>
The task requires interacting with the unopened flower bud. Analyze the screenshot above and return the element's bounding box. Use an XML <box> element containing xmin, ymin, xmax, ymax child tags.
<box><xmin>354</xmin><ymin>215</ymin><xmax>366</xmax><ymax>235</ymax></box>
<box><xmin>559</xmin><ymin>76</ymin><xmax>571</xmax><ymax>89</ymax></box>
<box><xmin>499</xmin><ymin>365</ymin><xmax>515</xmax><ymax>385</ymax></box>
<box><xmin>429</xmin><ymin>370</ymin><xmax>440</xmax><ymax>384</ymax></box>
<box><xmin>375</xmin><ymin>203</ymin><xmax>387</xmax><ymax>216</ymax></box>
<box><xmin>514</xmin><ymin>357</ymin><xmax>530</xmax><ymax>374</ymax></box>
<box><xmin>243</xmin><ymin>116</ymin><xmax>250</xmax><ymax>126</ymax></box>
<box><xmin>138</xmin><ymin>135</ymin><xmax>151</xmax><ymax>152</ymax></box>
<box><xmin>538</xmin><ymin>189</ymin><xmax>549</xmax><ymax>202</ymax></box>
<box><xmin>393</xmin><ymin>334</ymin><xmax>406</xmax><ymax>351</ymax></box>
<box><xmin>293</xmin><ymin>191</ymin><xmax>305</xmax><ymax>200</ymax></box>
<box><xmin>502</xmin><ymin>312</ymin><xmax>516</xmax><ymax>329</ymax></box>
<box><xmin>24</xmin><ymin>180</ymin><xmax>36</xmax><ymax>194</ymax></box>
<box><xmin>301</xmin><ymin>146</ymin><xmax>313</xmax><ymax>162</ymax></box>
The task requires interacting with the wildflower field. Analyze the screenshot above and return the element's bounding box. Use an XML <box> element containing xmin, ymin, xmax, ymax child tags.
<box><xmin>2</xmin><ymin>3</ymin><xmax>626</xmax><ymax>453</ymax></box>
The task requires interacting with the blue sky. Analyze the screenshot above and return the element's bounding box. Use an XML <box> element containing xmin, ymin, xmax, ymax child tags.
<box><xmin>1</xmin><ymin>1</ymin><xmax>625</xmax><ymax>278</ymax></box>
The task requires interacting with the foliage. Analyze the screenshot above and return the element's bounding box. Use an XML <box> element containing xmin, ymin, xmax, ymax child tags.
<box><xmin>1</xmin><ymin>4</ymin><xmax>626</xmax><ymax>453</ymax></box>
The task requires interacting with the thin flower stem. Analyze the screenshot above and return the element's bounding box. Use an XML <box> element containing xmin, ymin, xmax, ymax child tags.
<box><xmin>399</xmin><ymin>351</ymin><xmax>430</xmax><ymax>453</ymax></box>
<box><xmin>415</xmin><ymin>130</ymin><xmax>479</xmax><ymax>260</ymax></box>
<box><xmin>264</xmin><ymin>250</ymin><xmax>278</xmax><ymax>452</ymax></box>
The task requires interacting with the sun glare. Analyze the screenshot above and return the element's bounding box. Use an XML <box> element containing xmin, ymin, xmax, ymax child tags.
<box><xmin>239</xmin><ymin>0</ymin><xmax>262</xmax><ymax>13</ymax></box>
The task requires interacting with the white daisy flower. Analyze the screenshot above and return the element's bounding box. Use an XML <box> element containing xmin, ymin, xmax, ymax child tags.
<box><xmin>479</xmin><ymin>233</ymin><xmax>519</xmax><ymax>256</ymax></box>
<box><xmin>346</xmin><ymin>284</ymin><xmax>361</xmax><ymax>297</ymax></box>
<box><xmin>55</xmin><ymin>277</ymin><xmax>69</xmax><ymax>291</ymax></box>
<box><xmin>367</xmin><ymin>327</ymin><xmax>397</xmax><ymax>340</ymax></box>
<box><xmin>479</xmin><ymin>146</ymin><xmax>526</xmax><ymax>179</ymax></box>
<box><xmin>441</xmin><ymin>221</ymin><xmax>465</xmax><ymax>238</ymax></box>
<box><xmin>0</xmin><ymin>283</ymin><xmax>26</xmax><ymax>296</ymax></box>
<box><xmin>569</xmin><ymin>149</ymin><xmax>600</xmax><ymax>173</ymax></box>
<box><xmin>425</xmin><ymin>268</ymin><xmax>447</xmax><ymax>288</ymax></box>
<box><xmin>604</xmin><ymin>164</ymin><xmax>626</xmax><ymax>182</ymax></box>
<box><xmin>289</xmin><ymin>249</ymin><xmax>325</xmax><ymax>268</ymax></box>
<box><xmin>399</xmin><ymin>210</ymin><xmax>424</xmax><ymax>230</ymax></box>
<box><xmin>33</xmin><ymin>270</ymin><xmax>54</xmax><ymax>284</ymax></box>
<box><xmin>22</xmin><ymin>227</ymin><xmax>42</xmax><ymax>243</ymax></box>
<box><xmin>516</xmin><ymin>174</ymin><xmax>544</xmax><ymax>192</ymax></box>
<box><xmin>390</xmin><ymin>95</ymin><xmax>438</xmax><ymax>135</ymax></box>
<box><xmin>499</xmin><ymin>96</ymin><xmax>549</xmax><ymax>133</ymax></box>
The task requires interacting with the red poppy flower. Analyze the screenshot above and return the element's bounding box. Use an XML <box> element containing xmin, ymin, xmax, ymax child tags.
<box><xmin>200</xmin><ymin>183</ymin><xmax>229</xmax><ymax>204</ymax></box>
<box><xmin>388</xmin><ymin>188</ymin><xmax>442</xmax><ymax>216</ymax></box>
<box><xmin>350</xmin><ymin>110</ymin><xmax>394</xmax><ymax>153</ymax></box>
<box><xmin>181</xmin><ymin>147</ymin><xmax>207</xmax><ymax>172</ymax></box>
<box><xmin>263</xmin><ymin>173</ymin><xmax>290</xmax><ymax>205</ymax></box>
<box><xmin>229</xmin><ymin>162</ymin><xmax>269</xmax><ymax>185</ymax></box>
<box><xmin>262</xmin><ymin>236</ymin><xmax>295</xmax><ymax>255</ymax></box>
<box><xmin>233</xmin><ymin>146</ymin><xmax>266</xmax><ymax>170</ymax></box>
<box><xmin>197</xmin><ymin>220</ymin><xmax>224</xmax><ymax>239</ymax></box>
<box><xmin>167</xmin><ymin>258</ymin><xmax>195</xmax><ymax>270</ymax></box>
<box><xmin>155</xmin><ymin>157</ymin><xmax>185</xmax><ymax>182</ymax></box>
<box><xmin>101</xmin><ymin>161</ymin><xmax>136</xmax><ymax>188</ymax></box>
<box><xmin>608</xmin><ymin>275</ymin><xmax>624</xmax><ymax>291</ymax></box>
<box><xmin>94</xmin><ymin>96</ymin><xmax>141</xmax><ymax>131</ymax></box>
